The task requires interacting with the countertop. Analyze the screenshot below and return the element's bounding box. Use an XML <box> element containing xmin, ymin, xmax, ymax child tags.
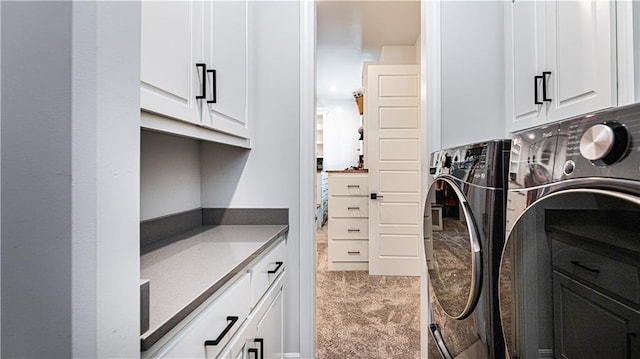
<box><xmin>140</xmin><ymin>224</ymin><xmax>288</xmax><ymax>350</ymax></box>
<box><xmin>326</xmin><ymin>169</ymin><xmax>368</xmax><ymax>173</ymax></box>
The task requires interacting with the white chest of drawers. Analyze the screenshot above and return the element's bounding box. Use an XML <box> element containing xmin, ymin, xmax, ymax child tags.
<box><xmin>327</xmin><ymin>172</ymin><xmax>369</xmax><ymax>271</ymax></box>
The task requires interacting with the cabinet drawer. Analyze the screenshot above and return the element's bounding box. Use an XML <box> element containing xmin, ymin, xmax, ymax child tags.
<box><xmin>329</xmin><ymin>174</ymin><xmax>368</xmax><ymax>196</ymax></box>
<box><xmin>552</xmin><ymin>239</ymin><xmax>640</xmax><ymax>304</ymax></box>
<box><xmin>329</xmin><ymin>218</ymin><xmax>369</xmax><ymax>239</ymax></box>
<box><xmin>250</xmin><ymin>239</ymin><xmax>286</xmax><ymax>308</ymax></box>
<box><xmin>329</xmin><ymin>196</ymin><xmax>368</xmax><ymax>218</ymax></box>
<box><xmin>329</xmin><ymin>240</ymin><xmax>369</xmax><ymax>262</ymax></box>
<box><xmin>159</xmin><ymin>274</ymin><xmax>251</xmax><ymax>359</ymax></box>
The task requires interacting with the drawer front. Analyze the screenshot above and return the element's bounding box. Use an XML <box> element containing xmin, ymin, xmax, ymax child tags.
<box><xmin>329</xmin><ymin>174</ymin><xmax>369</xmax><ymax>196</ymax></box>
<box><xmin>329</xmin><ymin>240</ymin><xmax>369</xmax><ymax>262</ymax></box>
<box><xmin>329</xmin><ymin>218</ymin><xmax>369</xmax><ymax>239</ymax></box>
<box><xmin>160</xmin><ymin>274</ymin><xmax>251</xmax><ymax>359</ymax></box>
<box><xmin>250</xmin><ymin>239</ymin><xmax>286</xmax><ymax>308</ymax></box>
<box><xmin>552</xmin><ymin>239</ymin><xmax>640</xmax><ymax>304</ymax></box>
<box><xmin>329</xmin><ymin>196</ymin><xmax>369</xmax><ymax>218</ymax></box>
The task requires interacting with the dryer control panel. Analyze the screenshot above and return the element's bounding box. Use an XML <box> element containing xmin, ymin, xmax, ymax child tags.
<box><xmin>430</xmin><ymin>140</ymin><xmax>511</xmax><ymax>189</ymax></box>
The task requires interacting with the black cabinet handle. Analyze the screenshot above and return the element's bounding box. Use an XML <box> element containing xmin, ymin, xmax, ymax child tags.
<box><xmin>255</xmin><ymin>338</ymin><xmax>264</xmax><ymax>359</ymax></box>
<box><xmin>347</xmin><ymin>251</ymin><xmax>360</xmax><ymax>255</ymax></box>
<box><xmin>347</xmin><ymin>229</ymin><xmax>360</xmax><ymax>233</ymax></box>
<box><xmin>206</xmin><ymin>69</ymin><xmax>217</xmax><ymax>104</ymax></box>
<box><xmin>570</xmin><ymin>260</ymin><xmax>600</xmax><ymax>273</ymax></box>
<box><xmin>268</xmin><ymin>261</ymin><xmax>283</xmax><ymax>274</ymax></box>
<box><xmin>347</xmin><ymin>206</ymin><xmax>360</xmax><ymax>210</ymax></box>
<box><xmin>196</xmin><ymin>63</ymin><xmax>207</xmax><ymax>100</ymax></box>
<box><xmin>542</xmin><ymin>71</ymin><xmax>551</xmax><ymax>102</ymax></box>
<box><xmin>534</xmin><ymin>75</ymin><xmax>543</xmax><ymax>105</ymax></box>
<box><xmin>248</xmin><ymin>348</ymin><xmax>258</xmax><ymax>359</ymax></box>
<box><xmin>203</xmin><ymin>316</ymin><xmax>238</xmax><ymax>346</ymax></box>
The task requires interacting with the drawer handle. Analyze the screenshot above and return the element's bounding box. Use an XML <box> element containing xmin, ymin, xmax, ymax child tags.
<box><xmin>347</xmin><ymin>207</ymin><xmax>360</xmax><ymax>210</ymax></box>
<box><xmin>347</xmin><ymin>229</ymin><xmax>361</xmax><ymax>233</ymax></box>
<box><xmin>268</xmin><ymin>261</ymin><xmax>284</xmax><ymax>274</ymax></box>
<box><xmin>570</xmin><ymin>260</ymin><xmax>600</xmax><ymax>273</ymax></box>
<box><xmin>347</xmin><ymin>184</ymin><xmax>360</xmax><ymax>188</ymax></box>
<box><xmin>248</xmin><ymin>348</ymin><xmax>258</xmax><ymax>359</ymax></box>
<box><xmin>255</xmin><ymin>338</ymin><xmax>264</xmax><ymax>359</ymax></box>
<box><xmin>204</xmin><ymin>316</ymin><xmax>238</xmax><ymax>346</ymax></box>
<box><xmin>348</xmin><ymin>251</ymin><xmax>361</xmax><ymax>255</ymax></box>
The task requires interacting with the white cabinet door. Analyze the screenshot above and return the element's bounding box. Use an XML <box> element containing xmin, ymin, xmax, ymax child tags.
<box><xmin>506</xmin><ymin>0</ymin><xmax>545</xmax><ymax>133</ymax></box>
<box><xmin>505</xmin><ymin>0</ymin><xmax>616</xmax><ymax>133</ymax></box>
<box><xmin>545</xmin><ymin>0</ymin><xmax>616</xmax><ymax>123</ymax></box>
<box><xmin>141</xmin><ymin>1</ymin><xmax>204</xmax><ymax>125</ymax></box>
<box><xmin>254</xmin><ymin>288</ymin><xmax>283</xmax><ymax>359</ymax></box>
<box><xmin>202</xmin><ymin>0</ymin><xmax>250</xmax><ymax>139</ymax></box>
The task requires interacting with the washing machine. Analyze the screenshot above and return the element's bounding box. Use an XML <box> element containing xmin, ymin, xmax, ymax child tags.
<box><xmin>424</xmin><ymin>139</ymin><xmax>510</xmax><ymax>358</ymax></box>
<box><xmin>499</xmin><ymin>103</ymin><xmax>640</xmax><ymax>358</ymax></box>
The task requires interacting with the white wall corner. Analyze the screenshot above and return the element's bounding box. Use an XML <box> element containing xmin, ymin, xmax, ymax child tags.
<box><xmin>299</xmin><ymin>0</ymin><xmax>317</xmax><ymax>358</ymax></box>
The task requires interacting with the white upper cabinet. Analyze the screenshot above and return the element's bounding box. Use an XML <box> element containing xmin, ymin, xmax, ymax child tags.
<box><xmin>141</xmin><ymin>1</ymin><xmax>204</xmax><ymax>125</ymax></box>
<box><xmin>140</xmin><ymin>0</ymin><xmax>251</xmax><ymax>146</ymax></box>
<box><xmin>202</xmin><ymin>1</ymin><xmax>250</xmax><ymax>139</ymax></box>
<box><xmin>506</xmin><ymin>0</ymin><xmax>616</xmax><ymax>133</ymax></box>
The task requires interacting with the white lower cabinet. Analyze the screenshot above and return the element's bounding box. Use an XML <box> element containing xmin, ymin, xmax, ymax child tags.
<box><xmin>219</xmin><ymin>275</ymin><xmax>284</xmax><ymax>359</ymax></box>
<box><xmin>143</xmin><ymin>237</ymin><xmax>286</xmax><ymax>359</ymax></box>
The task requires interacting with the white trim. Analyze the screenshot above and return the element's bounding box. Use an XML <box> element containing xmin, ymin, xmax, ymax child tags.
<box><xmin>425</xmin><ymin>0</ymin><xmax>442</xmax><ymax>156</ymax></box>
<box><xmin>299</xmin><ymin>1</ymin><xmax>317</xmax><ymax>359</ymax></box>
<box><xmin>616</xmin><ymin>0</ymin><xmax>636</xmax><ymax>106</ymax></box>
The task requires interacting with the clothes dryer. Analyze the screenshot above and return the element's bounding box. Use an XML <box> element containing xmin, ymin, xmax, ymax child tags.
<box><xmin>500</xmin><ymin>103</ymin><xmax>640</xmax><ymax>358</ymax></box>
<box><xmin>424</xmin><ymin>140</ymin><xmax>510</xmax><ymax>358</ymax></box>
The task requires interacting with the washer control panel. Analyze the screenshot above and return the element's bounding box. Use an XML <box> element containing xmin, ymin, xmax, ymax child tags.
<box><xmin>556</xmin><ymin>103</ymin><xmax>640</xmax><ymax>181</ymax></box>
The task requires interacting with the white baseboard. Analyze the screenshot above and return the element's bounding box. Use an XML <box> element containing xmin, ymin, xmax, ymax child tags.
<box><xmin>283</xmin><ymin>353</ymin><xmax>302</xmax><ymax>359</ymax></box>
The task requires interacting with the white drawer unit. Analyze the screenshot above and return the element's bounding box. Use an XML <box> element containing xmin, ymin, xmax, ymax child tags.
<box><xmin>328</xmin><ymin>172</ymin><xmax>369</xmax><ymax>271</ymax></box>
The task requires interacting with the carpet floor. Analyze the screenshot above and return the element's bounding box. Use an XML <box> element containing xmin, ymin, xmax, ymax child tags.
<box><xmin>315</xmin><ymin>223</ymin><xmax>422</xmax><ymax>359</ymax></box>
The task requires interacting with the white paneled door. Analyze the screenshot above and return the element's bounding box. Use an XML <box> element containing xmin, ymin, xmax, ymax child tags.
<box><xmin>367</xmin><ymin>65</ymin><xmax>421</xmax><ymax>276</ymax></box>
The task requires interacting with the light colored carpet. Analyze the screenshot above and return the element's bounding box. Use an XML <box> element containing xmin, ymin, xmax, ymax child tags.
<box><xmin>315</xmin><ymin>224</ymin><xmax>422</xmax><ymax>359</ymax></box>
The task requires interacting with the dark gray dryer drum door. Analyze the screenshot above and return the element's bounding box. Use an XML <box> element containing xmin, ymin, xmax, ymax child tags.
<box><xmin>499</xmin><ymin>188</ymin><xmax>640</xmax><ymax>359</ymax></box>
<box><xmin>425</xmin><ymin>177</ymin><xmax>482</xmax><ymax>320</ymax></box>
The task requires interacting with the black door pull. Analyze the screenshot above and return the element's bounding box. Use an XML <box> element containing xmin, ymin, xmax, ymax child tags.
<box><xmin>248</xmin><ymin>348</ymin><xmax>258</xmax><ymax>358</ymax></box>
<box><xmin>370</xmin><ymin>193</ymin><xmax>384</xmax><ymax>199</ymax></box>
<box><xmin>534</xmin><ymin>75</ymin><xmax>543</xmax><ymax>105</ymax></box>
<box><xmin>542</xmin><ymin>71</ymin><xmax>551</xmax><ymax>102</ymax></box>
<box><xmin>206</xmin><ymin>69</ymin><xmax>217</xmax><ymax>104</ymax></box>
<box><xmin>196</xmin><ymin>63</ymin><xmax>207</xmax><ymax>100</ymax></box>
<box><xmin>204</xmin><ymin>316</ymin><xmax>238</xmax><ymax>346</ymax></box>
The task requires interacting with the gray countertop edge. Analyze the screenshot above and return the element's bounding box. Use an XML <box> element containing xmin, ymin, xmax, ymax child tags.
<box><xmin>140</xmin><ymin>225</ymin><xmax>289</xmax><ymax>352</ymax></box>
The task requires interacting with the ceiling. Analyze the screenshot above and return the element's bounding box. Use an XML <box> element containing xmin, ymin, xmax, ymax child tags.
<box><xmin>316</xmin><ymin>0</ymin><xmax>421</xmax><ymax>104</ymax></box>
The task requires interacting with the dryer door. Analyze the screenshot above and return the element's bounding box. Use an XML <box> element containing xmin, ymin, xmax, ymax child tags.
<box><xmin>425</xmin><ymin>177</ymin><xmax>482</xmax><ymax>319</ymax></box>
<box><xmin>499</xmin><ymin>188</ymin><xmax>640</xmax><ymax>359</ymax></box>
